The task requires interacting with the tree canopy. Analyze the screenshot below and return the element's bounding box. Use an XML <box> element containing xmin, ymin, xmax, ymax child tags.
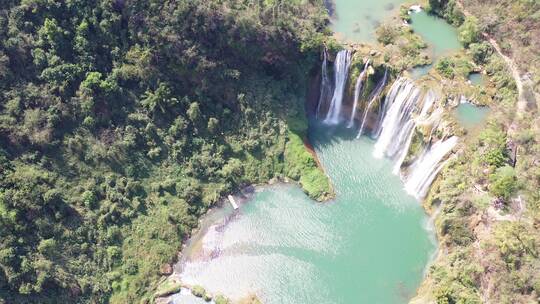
<box><xmin>0</xmin><ymin>0</ymin><xmax>331</xmax><ymax>303</ymax></box>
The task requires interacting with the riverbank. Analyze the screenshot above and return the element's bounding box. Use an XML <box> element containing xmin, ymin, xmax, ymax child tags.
<box><xmin>150</xmin><ymin>120</ymin><xmax>336</xmax><ymax>300</ymax></box>
<box><xmin>156</xmin><ymin>182</ymin><xmax>298</xmax><ymax>304</ymax></box>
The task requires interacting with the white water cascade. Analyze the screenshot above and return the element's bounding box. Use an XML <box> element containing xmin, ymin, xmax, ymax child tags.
<box><xmin>394</xmin><ymin>90</ymin><xmax>442</xmax><ymax>174</ymax></box>
<box><xmin>347</xmin><ymin>60</ymin><xmax>370</xmax><ymax>128</ymax></box>
<box><xmin>373</xmin><ymin>78</ymin><xmax>422</xmax><ymax>158</ymax></box>
<box><xmin>324</xmin><ymin>49</ymin><xmax>352</xmax><ymax>125</ymax></box>
<box><xmin>404</xmin><ymin>136</ymin><xmax>459</xmax><ymax>199</ymax></box>
<box><xmin>391</xmin><ymin>89</ymin><xmax>439</xmax><ymax>174</ymax></box>
<box><xmin>373</xmin><ymin>77</ymin><xmax>459</xmax><ymax>198</ymax></box>
<box><xmin>356</xmin><ymin>68</ymin><xmax>388</xmax><ymax>137</ymax></box>
<box><xmin>316</xmin><ymin>49</ymin><xmax>331</xmax><ymax>118</ymax></box>
<box><xmin>373</xmin><ymin>76</ymin><xmax>407</xmax><ymax>138</ymax></box>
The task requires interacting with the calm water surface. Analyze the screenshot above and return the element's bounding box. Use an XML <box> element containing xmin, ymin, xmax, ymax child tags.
<box><xmin>409</xmin><ymin>10</ymin><xmax>461</xmax><ymax>57</ymax></box>
<box><xmin>455</xmin><ymin>102</ymin><xmax>490</xmax><ymax>129</ymax></box>
<box><xmin>177</xmin><ymin>123</ymin><xmax>435</xmax><ymax>304</ymax></box>
<box><xmin>409</xmin><ymin>64</ymin><xmax>433</xmax><ymax>79</ymax></box>
<box><xmin>468</xmin><ymin>72</ymin><xmax>485</xmax><ymax>85</ymax></box>
<box><xmin>330</xmin><ymin>0</ymin><xmax>403</xmax><ymax>43</ymax></box>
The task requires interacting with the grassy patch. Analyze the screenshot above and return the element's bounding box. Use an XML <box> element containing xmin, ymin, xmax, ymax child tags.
<box><xmin>284</xmin><ymin>130</ymin><xmax>333</xmax><ymax>201</ymax></box>
<box><xmin>154</xmin><ymin>281</ymin><xmax>182</xmax><ymax>298</ymax></box>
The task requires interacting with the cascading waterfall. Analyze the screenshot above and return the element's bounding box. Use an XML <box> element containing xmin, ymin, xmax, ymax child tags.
<box><xmin>391</xmin><ymin>90</ymin><xmax>439</xmax><ymax>174</ymax></box>
<box><xmin>373</xmin><ymin>78</ymin><xmax>422</xmax><ymax>158</ymax></box>
<box><xmin>347</xmin><ymin>60</ymin><xmax>370</xmax><ymax>128</ymax></box>
<box><xmin>356</xmin><ymin>68</ymin><xmax>388</xmax><ymax>137</ymax></box>
<box><xmin>324</xmin><ymin>49</ymin><xmax>352</xmax><ymax>125</ymax></box>
<box><xmin>391</xmin><ymin>119</ymin><xmax>418</xmax><ymax>174</ymax></box>
<box><xmin>373</xmin><ymin>77</ymin><xmax>406</xmax><ymax>138</ymax></box>
<box><xmin>373</xmin><ymin>77</ymin><xmax>458</xmax><ymax>198</ymax></box>
<box><xmin>404</xmin><ymin>136</ymin><xmax>458</xmax><ymax>199</ymax></box>
<box><xmin>419</xmin><ymin>90</ymin><xmax>437</xmax><ymax>117</ymax></box>
<box><xmin>316</xmin><ymin>49</ymin><xmax>331</xmax><ymax>118</ymax></box>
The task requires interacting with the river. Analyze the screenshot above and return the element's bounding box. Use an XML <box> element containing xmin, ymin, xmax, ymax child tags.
<box><xmin>176</xmin><ymin>123</ymin><xmax>435</xmax><ymax>304</ymax></box>
<box><xmin>170</xmin><ymin>1</ymin><xmax>469</xmax><ymax>303</ymax></box>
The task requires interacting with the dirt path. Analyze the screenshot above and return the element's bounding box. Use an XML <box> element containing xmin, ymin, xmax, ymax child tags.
<box><xmin>482</xmin><ymin>34</ymin><xmax>528</xmax><ymax>115</ymax></box>
<box><xmin>455</xmin><ymin>1</ymin><xmax>528</xmax><ymax>117</ymax></box>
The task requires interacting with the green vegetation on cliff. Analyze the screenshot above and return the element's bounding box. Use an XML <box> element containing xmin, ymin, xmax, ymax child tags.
<box><xmin>0</xmin><ymin>0</ymin><xmax>332</xmax><ymax>303</ymax></box>
<box><xmin>414</xmin><ymin>1</ymin><xmax>540</xmax><ymax>304</ymax></box>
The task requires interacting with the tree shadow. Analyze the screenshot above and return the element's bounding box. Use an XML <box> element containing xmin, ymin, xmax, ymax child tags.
<box><xmin>307</xmin><ymin>117</ymin><xmax>361</xmax><ymax>149</ymax></box>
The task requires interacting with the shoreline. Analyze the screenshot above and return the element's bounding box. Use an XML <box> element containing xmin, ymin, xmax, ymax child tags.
<box><xmin>158</xmin><ymin>181</ymin><xmax>302</xmax><ymax>303</ymax></box>
<box><xmin>161</xmin><ymin>138</ymin><xmax>442</xmax><ymax>304</ymax></box>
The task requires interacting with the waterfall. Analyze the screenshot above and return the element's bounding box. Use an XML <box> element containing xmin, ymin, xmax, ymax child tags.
<box><xmin>316</xmin><ymin>49</ymin><xmax>331</xmax><ymax>118</ymax></box>
<box><xmin>404</xmin><ymin>136</ymin><xmax>458</xmax><ymax>199</ymax></box>
<box><xmin>373</xmin><ymin>77</ymin><xmax>406</xmax><ymax>138</ymax></box>
<box><xmin>356</xmin><ymin>68</ymin><xmax>388</xmax><ymax>137</ymax></box>
<box><xmin>391</xmin><ymin>89</ymin><xmax>439</xmax><ymax>174</ymax></box>
<box><xmin>419</xmin><ymin>90</ymin><xmax>437</xmax><ymax>117</ymax></box>
<box><xmin>324</xmin><ymin>49</ymin><xmax>352</xmax><ymax>125</ymax></box>
<box><xmin>391</xmin><ymin>119</ymin><xmax>417</xmax><ymax>174</ymax></box>
<box><xmin>347</xmin><ymin>60</ymin><xmax>370</xmax><ymax>128</ymax></box>
<box><xmin>373</xmin><ymin>78</ymin><xmax>421</xmax><ymax>158</ymax></box>
<box><xmin>368</xmin><ymin>76</ymin><xmax>457</xmax><ymax>199</ymax></box>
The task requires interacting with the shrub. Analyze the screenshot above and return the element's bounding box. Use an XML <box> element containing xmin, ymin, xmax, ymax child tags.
<box><xmin>482</xmin><ymin>148</ymin><xmax>507</xmax><ymax>168</ymax></box>
<box><xmin>468</xmin><ymin>42</ymin><xmax>493</xmax><ymax>64</ymax></box>
<box><xmin>489</xmin><ymin>165</ymin><xmax>518</xmax><ymax>200</ymax></box>
<box><xmin>458</xmin><ymin>16</ymin><xmax>481</xmax><ymax>47</ymax></box>
<box><xmin>376</xmin><ymin>24</ymin><xmax>398</xmax><ymax>45</ymax></box>
<box><xmin>435</xmin><ymin>55</ymin><xmax>473</xmax><ymax>79</ymax></box>
<box><xmin>192</xmin><ymin>285</ymin><xmax>206</xmax><ymax>298</ymax></box>
<box><xmin>214</xmin><ymin>295</ymin><xmax>230</xmax><ymax>304</ymax></box>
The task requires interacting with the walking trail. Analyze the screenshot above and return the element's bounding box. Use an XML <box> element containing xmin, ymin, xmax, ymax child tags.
<box><xmin>455</xmin><ymin>1</ymin><xmax>529</xmax><ymax>117</ymax></box>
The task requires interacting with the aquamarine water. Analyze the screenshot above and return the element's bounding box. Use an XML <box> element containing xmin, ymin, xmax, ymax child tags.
<box><xmin>408</xmin><ymin>9</ymin><xmax>462</xmax><ymax>78</ymax></box>
<box><xmin>409</xmin><ymin>64</ymin><xmax>433</xmax><ymax>79</ymax></box>
<box><xmin>455</xmin><ymin>102</ymin><xmax>490</xmax><ymax>129</ymax></box>
<box><xmin>468</xmin><ymin>73</ymin><xmax>485</xmax><ymax>85</ymax></box>
<box><xmin>330</xmin><ymin>0</ymin><xmax>403</xmax><ymax>43</ymax></box>
<box><xmin>177</xmin><ymin>123</ymin><xmax>435</xmax><ymax>304</ymax></box>
<box><xmin>409</xmin><ymin>10</ymin><xmax>462</xmax><ymax>57</ymax></box>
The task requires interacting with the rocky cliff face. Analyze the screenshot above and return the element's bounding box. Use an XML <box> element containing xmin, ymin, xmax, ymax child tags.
<box><xmin>307</xmin><ymin>49</ymin><xmax>391</xmax><ymax>135</ymax></box>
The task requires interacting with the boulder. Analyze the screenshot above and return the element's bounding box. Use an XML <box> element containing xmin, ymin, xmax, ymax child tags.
<box><xmin>160</xmin><ymin>263</ymin><xmax>173</xmax><ymax>275</ymax></box>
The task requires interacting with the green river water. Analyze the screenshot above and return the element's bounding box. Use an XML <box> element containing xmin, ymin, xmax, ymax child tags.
<box><xmin>455</xmin><ymin>102</ymin><xmax>490</xmax><ymax>129</ymax></box>
<box><xmin>408</xmin><ymin>9</ymin><xmax>462</xmax><ymax>78</ymax></box>
<box><xmin>409</xmin><ymin>10</ymin><xmax>461</xmax><ymax>57</ymax></box>
<box><xmin>177</xmin><ymin>124</ymin><xmax>435</xmax><ymax>304</ymax></box>
<box><xmin>468</xmin><ymin>73</ymin><xmax>485</xmax><ymax>86</ymax></box>
<box><xmin>330</xmin><ymin>0</ymin><xmax>403</xmax><ymax>42</ymax></box>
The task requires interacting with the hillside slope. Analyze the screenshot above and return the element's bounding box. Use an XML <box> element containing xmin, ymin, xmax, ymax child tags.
<box><xmin>0</xmin><ymin>1</ymin><xmax>332</xmax><ymax>303</ymax></box>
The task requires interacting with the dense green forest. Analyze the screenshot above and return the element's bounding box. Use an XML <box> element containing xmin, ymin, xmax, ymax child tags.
<box><xmin>0</xmin><ymin>0</ymin><xmax>332</xmax><ymax>303</ymax></box>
